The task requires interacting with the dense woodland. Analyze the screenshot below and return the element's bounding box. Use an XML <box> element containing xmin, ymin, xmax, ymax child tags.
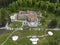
<box><xmin>0</xmin><ymin>0</ymin><xmax>17</xmax><ymax>8</ymax></box>
<box><xmin>0</xmin><ymin>0</ymin><xmax>60</xmax><ymax>28</ymax></box>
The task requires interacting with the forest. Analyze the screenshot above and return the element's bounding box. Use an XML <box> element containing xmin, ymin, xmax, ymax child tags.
<box><xmin>0</xmin><ymin>0</ymin><xmax>60</xmax><ymax>27</ymax></box>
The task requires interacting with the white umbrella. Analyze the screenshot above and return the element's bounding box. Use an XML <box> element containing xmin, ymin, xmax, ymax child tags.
<box><xmin>10</xmin><ymin>16</ymin><xmax>15</xmax><ymax>20</ymax></box>
<box><xmin>30</xmin><ymin>37</ymin><xmax>39</xmax><ymax>45</ymax></box>
<box><xmin>12</xmin><ymin>36</ymin><xmax>18</xmax><ymax>41</ymax></box>
<box><xmin>30</xmin><ymin>38</ymin><xmax>39</xmax><ymax>42</ymax></box>
<box><xmin>48</xmin><ymin>31</ymin><xmax>53</xmax><ymax>36</ymax></box>
<box><xmin>32</xmin><ymin>41</ymin><xmax>37</xmax><ymax>45</ymax></box>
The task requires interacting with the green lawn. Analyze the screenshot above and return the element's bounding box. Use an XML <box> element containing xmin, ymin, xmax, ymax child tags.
<box><xmin>0</xmin><ymin>30</ymin><xmax>60</xmax><ymax>45</ymax></box>
<box><xmin>10</xmin><ymin>21</ymin><xmax>22</xmax><ymax>28</ymax></box>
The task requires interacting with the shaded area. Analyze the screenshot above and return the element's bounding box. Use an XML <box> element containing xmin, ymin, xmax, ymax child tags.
<box><xmin>0</xmin><ymin>22</ymin><xmax>6</xmax><ymax>28</ymax></box>
<box><xmin>0</xmin><ymin>29</ymin><xmax>6</xmax><ymax>34</ymax></box>
<box><xmin>0</xmin><ymin>0</ymin><xmax>17</xmax><ymax>8</ymax></box>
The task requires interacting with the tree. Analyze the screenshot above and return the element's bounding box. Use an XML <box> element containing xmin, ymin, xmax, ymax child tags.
<box><xmin>0</xmin><ymin>0</ymin><xmax>17</xmax><ymax>8</ymax></box>
<box><xmin>0</xmin><ymin>8</ymin><xmax>11</xmax><ymax>27</ymax></box>
<box><xmin>48</xmin><ymin>19</ymin><xmax>57</xmax><ymax>28</ymax></box>
<box><xmin>9</xmin><ymin>2</ymin><xmax>17</xmax><ymax>12</ymax></box>
<box><xmin>28</xmin><ymin>0</ymin><xmax>32</xmax><ymax>7</ymax></box>
<box><xmin>39</xmin><ymin>1</ymin><xmax>44</xmax><ymax>10</ymax></box>
<box><xmin>50</xmin><ymin>0</ymin><xmax>57</xmax><ymax>3</ymax></box>
<box><xmin>17</xmin><ymin>0</ymin><xmax>23</xmax><ymax>6</ymax></box>
<box><xmin>41</xmin><ymin>18</ymin><xmax>45</xmax><ymax>25</ymax></box>
<box><xmin>58</xmin><ymin>24</ymin><xmax>60</xmax><ymax>28</ymax></box>
<box><xmin>48</xmin><ymin>3</ymin><xmax>56</xmax><ymax>13</ymax></box>
<box><xmin>0</xmin><ymin>9</ymin><xmax>7</xmax><ymax>27</ymax></box>
<box><xmin>56</xmin><ymin>7</ymin><xmax>60</xmax><ymax>16</ymax></box>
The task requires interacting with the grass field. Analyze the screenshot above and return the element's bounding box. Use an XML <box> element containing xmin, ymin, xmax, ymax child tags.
<box><xmin>0</xmin><ymin>30</ymin><xmax>60</xmax><ymax>45</ymax></box>
<box><xmin>10</xmin><ymin>21</ymin><xmax>22</xmax><ymax>28</ymax></box>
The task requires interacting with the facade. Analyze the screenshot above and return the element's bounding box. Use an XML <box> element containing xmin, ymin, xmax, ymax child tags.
<box><xmin>10</xmin><ymin>11</ymin><xmax>39</xmax><ymax>27</ymax></box>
